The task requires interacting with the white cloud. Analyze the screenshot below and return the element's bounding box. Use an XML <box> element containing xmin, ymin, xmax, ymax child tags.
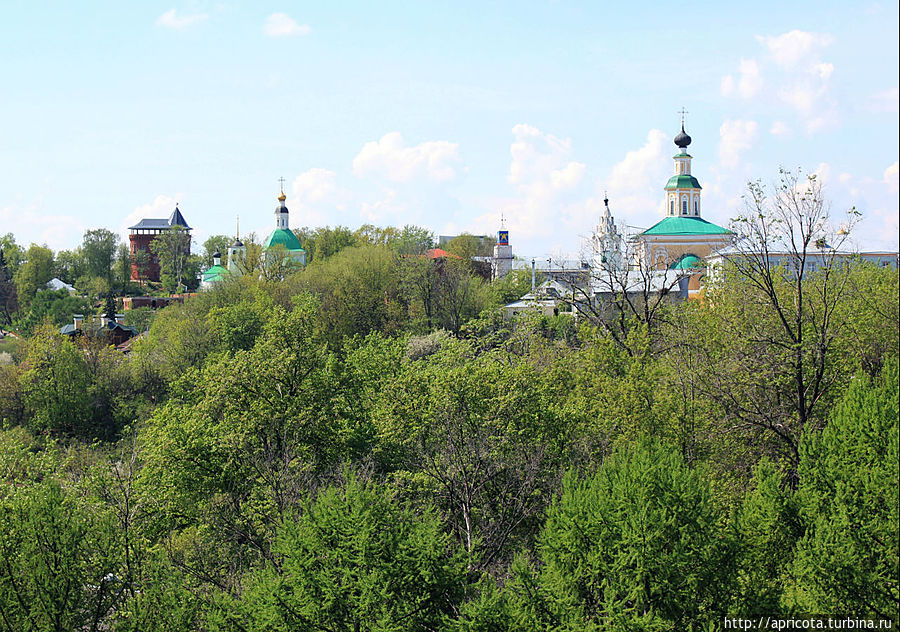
<box><xmin>867</xmin><ymin>88</ymin><xmax>899</xmax><ymax>113</ymax></box>
<box><xmin>353</xmin><ymin>132</ymin><xmax>462</xmax><ymax>183</ymax></box>
<box><xmin>360</xmin><ymin>188</ymin><xmax>400</xmax><ymax>224</ymax></box>
<box><xmin>289</xmin><ymin>168</ymin><xmax>351</xmax><ymax>226</ymax></box>
<box><xmin>482</xmin><ymin>124</ymin><xmax>595</xmax><ymax>248</ymax></box>
<box><xmin>884</xmin><ymin>161</ymin><xmax>899</xmax><ymax>194</ymax></box>
<box><xmin>155</xmin><ymin>9</ymin><xmax>208</xmax><ymax>29</ymax></box>
<box><xmin>722</xmin><ymin>58</ymin><xmax>762</xmax><ymax>98</ymax></box>
<box><xmin>770</xmin><ymin>121</ymin><xmax>792</xmax><ymax>137</ymax></box>
<box><xmin>718</xmin><ymin>119</ymin><xmax>759</xmax><ymax>169</ymax></box>
<box><xmin>263</xmin><ymin>13</ymin><xmax>310</xmax><ymax>38</ymax></box>
<box><xmin>727</xmin><ymin>30</ymin><xmax>839</xmax><ymax>134</ymax></box>
<box><xmin>602</xmin><ymin>129</ymin><xmax>670</xmax><ymax>229</ymax></box>
<box><xmin>757</xmin><ymin>30</ymin><xmax>834</xmax><ymax>69</ymax></box>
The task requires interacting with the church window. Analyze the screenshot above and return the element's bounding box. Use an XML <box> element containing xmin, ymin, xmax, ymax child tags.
<box><xmin>682</xmin><ymin>199</ymin><xmax>688</xmax><ymax>214</ymax></box>
<box><xmin>670</xmin><ymin>200</ymin><xmax>675</xmax><ymax>214</ymax></box>
<box><xmin>694</xmin><ymin>200</ymin><xmax>699</xmax><ymax>215</ymax></box>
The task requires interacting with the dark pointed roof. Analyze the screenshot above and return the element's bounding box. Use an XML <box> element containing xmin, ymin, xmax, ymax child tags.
<box><xmin>129</xmin><ymin>205</ymin><xmax>192</xmax><ymax>231</ymax></box>
<box><xmin>168</xmin><ymin>206</ymin><xmax>191</xmax><ymax>229</ymax></box>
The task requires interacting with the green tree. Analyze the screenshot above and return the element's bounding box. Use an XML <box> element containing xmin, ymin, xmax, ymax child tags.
<box><xmin>202</xmin><ymin>234</ymin><xmax>232</xmax><ymax>268</ymax></box>
<box><xmin>0</xmin><ymin>480</ymin><xmax>121</xmax><ymax>632</ymax></box>
<box><xmin>789</xmin><ymin>360</ymin><xmax>899</xmax><ymax>619</ymax></box>
<box><xmin>293</xmin><ymin>244</ymin><xmax>405</xmax><ymax>344</ymax></box>
<box><xmin>704</xmin><ymin>169</ymin><xmax>861</xmax><ymax>468</ymax></box>
<box><xmin>374</xmin><ymin>341</ymin><xmax>563</xmax><ymax>572</ymax></box>
<box><xmin>294</xmin><ymin>225</ymin><xmax>357</xmax><ymax>263</ymax></box>
<box><xmin>115</xmin><ymin>243</ymin><xmax>132</xmax><ymax>290</ymax></box>
<box><xmin>14</xmin><ymin>289</ymin><xmax>92</xmax><ymax>335</ymax></box>
<box><xmin>150</xmin><ymin>226</ymin><xmax>192</xmax><ymax>291</ymax></box>
<box><xmin>19</xmin><ymin>325</ymin><xmax>95</xmax><ymax>437</ymax></box>
<box><xmin>446</xmin><ymin>233</ymin><xmax>494</xmax><ymax>259</ymax></box>
<box><xmin>82</xmin><ymin>228</ymin><xmax>119</xmax><ymax>285</ymax></box>
<box><xmin>14</xmin><ymin>244</ymin><xmax>54</xmax><ymax>308</ymax></box>
<box><xmin>0</xmin><ymin>249</ymin><xmax>18</xmax><ymax>325</ymax></box>
<box><xmin>54</xmin><ymin>248</ymin><xmax>86</xmax><ymax>285</ymax></box>
<box><xmin>234</xmin><ymin>472</ymin><xmax>466</xmax><ymax>631</ymax></box>
<box><xmin>0</xmin><ymin>235</ymin><xmax>24</xmax><ymax>274</ymax></box>
<box><xmin>353</xmin><ymin>223</ymin><xmax>399</xmax><ymax>248</ymax></box>
<box><xmin>529</xmin><ymin>440</ymin><xmax>735</xmax><ymax>630</ymax></box>
<box><xmin>133</xmin><ymin>249</ymin><xmax>151</xmax><ymax>285</ymax></box>
<box><xmin>733</xmin><ymin>459</ymin><xmax>803</xmax><ymax>614</ymax></box>
<box><xmin>393</xmin><ymin>224</ymin><xmax>434</xmax><ymax>256</ymax></box>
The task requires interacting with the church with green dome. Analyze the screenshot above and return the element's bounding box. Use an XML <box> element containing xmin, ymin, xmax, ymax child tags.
<box><xmin>263</xmin><ymin>188</ymin><xmax>307</xmax><ymax>266</ymax></box>
<box><xmin>200</xmin><ymin>184</ymin><xmax>306</xmax><ymax>290</ymax></box>
<box><xmin>633</xmin><ymin>121</ymin><xmax>732</xmax><ymax>273</ymax></box>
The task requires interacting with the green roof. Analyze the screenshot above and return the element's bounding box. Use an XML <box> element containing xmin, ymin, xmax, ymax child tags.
<box><xmin>664</xmin><ymin>175</ymin><xmax>702</xmax><ymax>190</ymax></box>
<box><xmin>263</xmin><ymin>228</ymin><xmax>305</xmax><ymax>253</ymax></box>
<box><xmin>669</xmin><ymin>254</ymin><xmax>704</xmax><ymax>269</ymax></box>
<box><xmin>641</xmin><ymin>216</ymin><xmax>732</xmax><ymax>236</ymax></box>
<box><xmin>201</xmin><ymin>264</ymin><xmax>228</xmax><ymax>283</ymax></box>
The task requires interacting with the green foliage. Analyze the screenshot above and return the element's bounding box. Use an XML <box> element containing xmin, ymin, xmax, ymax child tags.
<box><xmin>789</xmin><ymin>360</ymin><xmax>899</xmax><ymax>619</ymax></box>
<box><xmin>13</xmin><ymin>289</ymin><xmax>92</xmax><ymax>335</ymax></box>
<box><xmin>532</xmin><ymin>440</ymin><xmax>735</xmax><ymax>630</ymax></box>
<box><xmin>292</xmin><ymin>244</ymin><xmax>406</xmax><ymax>345</ymax></box>
<box><xmin>53</xmin><ymin>247</ymin><xmax>86</xmax><ymax>285</ymax></box>
<box><xmin>19</xmin><ymin>326</ymin><xmax>95</xmax><ymax>437</ymax></box>
<box><xmin>0</xmin><ymin>220</ymin><xmax>895</xmax><ymax>629</ymax></box>
<box><xmin>733</xmin><ymin>459</ymin><xmax>802</xmax><ymax>614</ymax></box>
<box><xmin>445</xmin><ymin>233</ymin><xmax>495</xmax><ymax>259</ymax></box>
<box><xmin>294</xmin><ymin>225</ymin><xmax>358</xmax><ymax>263</ymax></box>
<box><xmin>123</xmin><ymin>306</ymin><xmax>155</xmax><ymax>332</ymax></box>
<box><xmin>0</xmin><ymin>234</ymin><xmax>24</xmax><ymax>274</ymax></box>
<box><xmin>150</xmin><ymin>227</ymin><xmax>193</xmax><ymax>290</ymax></box>
<box><xmin>206</xmin><ymin>293</ymin><xmax>273</xmax><ymax>353</ymax></box>
<box><xmin>82</xmin><ymin>228</ymin><xmax>119</xmax><ymax>284</ymax></box>
<box><xmin>233</xmin><ymin>472</ymin><xmax>466</xmax><ymax>631</ymax></box>
<box><xmin>0</xmin><ymin>249</ymin><xmax>18</xmax><ymax>325</ymax></box>
<box><xmin>14</xmin><ymin>244</ymin><xmax>54</xmax><ymax>308</ymax></box>
<box><xmin>202</xmin><ymin>235</ymin><xmax>232</xmax><ymax>267</ymax></box>
<box><xmin>0</xmin><ymin>480</ymin><xmax>121</xmax><ymax>632</ymax></box>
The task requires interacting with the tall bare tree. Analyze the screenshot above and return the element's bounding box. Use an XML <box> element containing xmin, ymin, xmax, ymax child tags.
<box><xmin>693</xmin><ymin>168</ymin><xmax>860</xmax><ymax>469</ymax></box>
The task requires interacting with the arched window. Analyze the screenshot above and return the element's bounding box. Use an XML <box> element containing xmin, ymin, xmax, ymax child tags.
<box><xmin>694</xmin><ymin>200</ymin><xmax>699</xmax><ymax>215</ymax></box>
<box><xmin>682</xmin><ymin>199</ymin><xmax>688</xmax><ymax>214</ymax></box>
<box><xmin>670</xmin><ymin>200</ymin><xmax>675</xmax><ymax>214</ymax></box>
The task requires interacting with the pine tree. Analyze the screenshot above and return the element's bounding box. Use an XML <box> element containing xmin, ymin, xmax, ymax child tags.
<box><xmin>0</xmin><ymin>248</ymin><xmax>18</xmax><ymax>325</ymax></box>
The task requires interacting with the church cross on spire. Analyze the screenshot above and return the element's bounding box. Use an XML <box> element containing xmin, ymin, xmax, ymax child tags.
<box><xmin>677</xmin><ymin>106</ymin><xmax>689</xmax><ymax>128</ymax></box>
<box><xmin>277</xmin><ymin>176</ymin><xmax>286</xmax><ymax>193</ymax></box>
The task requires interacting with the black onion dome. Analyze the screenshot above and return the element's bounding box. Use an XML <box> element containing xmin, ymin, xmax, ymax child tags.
<box><xmin>231</xmin><ymin>238</ymin><xmax>244</xmax><ymax>248</ymax></box>
<box><xmin>212</xmin><ymin>249</ymin><xmax>221</xmax><ymax>258</ymax></box>
<box><xmin>674</xmin><ymin>125</ymin><xmax>692</xmax><ymax>149</ymax></box>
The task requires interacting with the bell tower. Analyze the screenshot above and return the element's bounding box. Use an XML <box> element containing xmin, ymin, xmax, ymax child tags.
<box><xmin>664</xmin><ymin>110</ymin><xmax>702</xmax><ymax>218</ymax></box>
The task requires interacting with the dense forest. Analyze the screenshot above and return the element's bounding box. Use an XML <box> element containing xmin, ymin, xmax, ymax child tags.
<box><xmin>0</xmin><ymin>193</ymin><xmax>897</xmax><ymax>630</ymax></box>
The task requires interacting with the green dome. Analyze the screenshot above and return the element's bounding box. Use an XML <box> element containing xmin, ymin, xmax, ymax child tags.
<box><xmin>263</xmin><ymin>228</ymin><xmax>305</xmax><ymax>253</ymax></box>
<box><xmin>641</xmin><ymin>216</ymin><xmax>731</xmax><ymax>236</ymax></box>
<box><xmin>665</xmin><ymin>174</ymin><xmax>702</xmax><ymax>190</ymax></box>
<box><xmin>669</xmin><ymin>254</ymin><xmax>704</xmax><ymax>270</ymax></box>
<box><xmin>201</xmin><ymin>264</ymin><xmax>228</xmax><ymax>283</ymax></box>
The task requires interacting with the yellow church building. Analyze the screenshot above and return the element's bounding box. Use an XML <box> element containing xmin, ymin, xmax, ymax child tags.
<box><xmin>633</xmin><ymin>124</ymin><xmax>733</xmax><ymax>277</ymax></box>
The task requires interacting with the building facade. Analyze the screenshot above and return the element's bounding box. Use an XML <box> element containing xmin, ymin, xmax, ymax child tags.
<box><xmin>129</xmin><ymin>206</ymin><xmax>192</xmax><ymax>282</ymax></box>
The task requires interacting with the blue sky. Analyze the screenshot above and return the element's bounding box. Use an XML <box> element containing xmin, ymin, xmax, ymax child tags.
<box><xmin>1</xmin><ymin>1</ymin><xmax>897</xmax><ymax>259</ymax></box>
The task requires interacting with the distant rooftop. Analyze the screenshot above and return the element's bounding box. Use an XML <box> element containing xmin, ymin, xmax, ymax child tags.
<box><xmin>129</xmin><ymin>205</ymin><xmax>191</xmax><ymax>231</ymax></box>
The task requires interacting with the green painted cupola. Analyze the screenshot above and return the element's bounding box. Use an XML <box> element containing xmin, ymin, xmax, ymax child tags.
<box><xmin>665</xmin><ymin>122</ymin><xmax>703</xmax><ymax>218</ymax></box>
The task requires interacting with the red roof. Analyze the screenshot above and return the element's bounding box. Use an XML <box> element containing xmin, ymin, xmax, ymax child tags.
<box><xmin>425</xmin><ymin>248</ymin><xmax>461</xmax><ymax>259</ymax></box>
